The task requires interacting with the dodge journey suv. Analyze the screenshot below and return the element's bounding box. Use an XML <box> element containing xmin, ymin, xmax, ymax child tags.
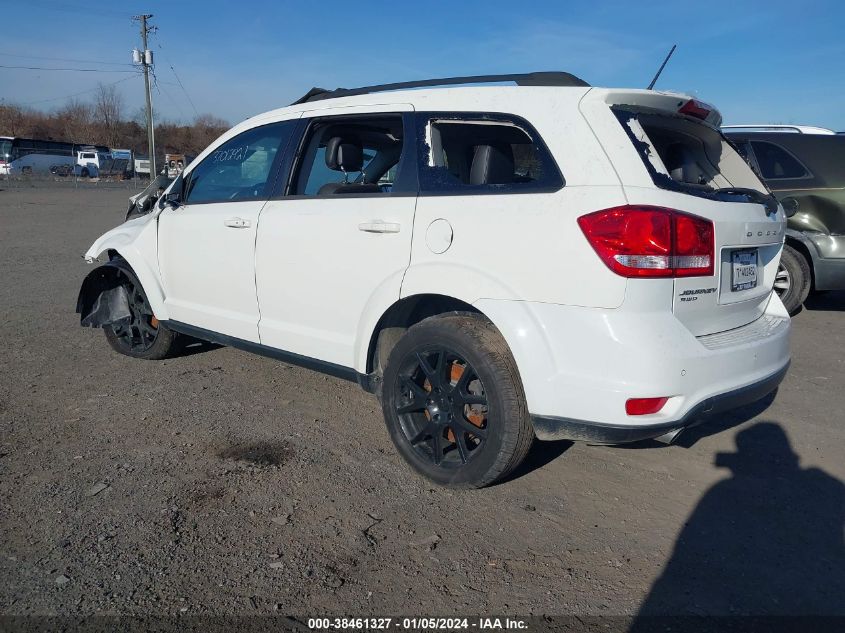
<box><xmin>77</xmin><ymin>72</ymin><xmax>791</xmax><ymax>488</ymax></box>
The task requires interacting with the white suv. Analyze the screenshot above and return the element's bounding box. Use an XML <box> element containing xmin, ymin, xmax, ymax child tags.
<box><xmin>77</xmin><ymin>72</ymin><xmax>791</xmax><ymax>488</ymax></box>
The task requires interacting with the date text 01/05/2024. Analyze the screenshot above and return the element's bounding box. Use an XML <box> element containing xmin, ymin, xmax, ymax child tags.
<box><xmin>306</xmin><ymin>617</ymin><xmax>529</xmax><ymax>630</ymax></box>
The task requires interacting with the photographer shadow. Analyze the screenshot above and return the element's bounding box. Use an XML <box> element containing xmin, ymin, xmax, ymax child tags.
<box><xmin>632</xmin><ymin>421</ymin><xmax>845</xmax><ymax>624</ymax></box>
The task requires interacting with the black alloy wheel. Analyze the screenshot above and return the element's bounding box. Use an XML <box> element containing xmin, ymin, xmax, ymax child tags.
<box><xmin>103</xmin><ymin>271</ymin><xmax>178</xmax><ymax>360</ymax></box>
<box><xmin>394</xmin><ymin>347</ymin><xmax>489</xmax><ymax>468</ymax></box>
<box><xmin>110</xmin><ymin>279</ymin><xmax>159</xmax><ymax>353</ymax></box>
<box><xmin>381</xmin><ymin>313</ymin><xmax>534</xmax><ymax>488</ymax></box>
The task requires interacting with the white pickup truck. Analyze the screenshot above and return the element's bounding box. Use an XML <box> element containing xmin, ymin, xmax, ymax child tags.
<box><xmin>75</xmin><ymin>148</ymin><xmax>131</xmax><ymax>178</ymax></box>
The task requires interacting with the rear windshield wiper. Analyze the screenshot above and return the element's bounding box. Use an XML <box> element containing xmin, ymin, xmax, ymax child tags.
<box><xmin>711</xmin><ymin>187</ymin><xmax>779</xmax><ymax>216</ymax></box>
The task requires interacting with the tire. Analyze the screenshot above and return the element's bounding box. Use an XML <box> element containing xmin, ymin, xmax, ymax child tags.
<box><xmin>102</xmin><ymin>273</ymin><xmax>179</xmax><ymax>360</ymax></box>
<box><xmin>381</xmin><ymin>313</ymin><xmax>533</xmax><ymax>488</ymax></box>
<box><xmin>81</xmin><ymin>167</ymin><xmax>90</xmax><ymax>178</ymax></box>
<box><xmin>774</xmin><ymin>245</ymin><xmax>811</xmax><ymax>315</ymax></box>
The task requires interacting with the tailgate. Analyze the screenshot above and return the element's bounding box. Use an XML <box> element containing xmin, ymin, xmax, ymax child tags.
<box><xmin>628</xmin><ymin>189</ymin><xmax>784</xmax><ymax>335</ymax></box>
<box><xmin>581</xmin><ymin>89</ymin><xmax>787</xmax><ymax>336</ymax></box>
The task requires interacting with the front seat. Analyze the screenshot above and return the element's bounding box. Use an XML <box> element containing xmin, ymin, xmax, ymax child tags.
<box><xmin>317</xmin><ymin>136</ymin><xmax>381</xmax><ymax>195</ymax></box>
<box><xmin>469</xmin><ymin>143</ymin><xmax>515</xmax><ymax>185</ymax></box>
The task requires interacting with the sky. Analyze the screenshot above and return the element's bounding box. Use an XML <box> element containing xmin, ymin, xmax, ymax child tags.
<box><xmin>1</xmin><ymin>0</ymin><xmax>844</xmax><ymax>130</ymax></box>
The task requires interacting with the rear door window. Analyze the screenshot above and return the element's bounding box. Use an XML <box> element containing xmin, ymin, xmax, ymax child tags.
<box><xmin>290</xmin><ymin>114</ymin><xmax>408</xmax><ymax>196</ymax></box>
<box><xmin>302</xmin><ymin>144</ymin><xmax>379</xmax><ymax>195</ymax></box>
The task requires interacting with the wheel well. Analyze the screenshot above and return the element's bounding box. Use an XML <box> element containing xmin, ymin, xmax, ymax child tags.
<box><xmin>784</xmin><ymin>237</ymin><xmax>816</xmax><ymax>289</ymax></box>
<box><xmin>76</xmin><ymin>256</ymin><xmax>138</xmax><ymax>327</ymax></box>
<box><xmin>366</xmin><ymin>294</ymin><xmax>481</xmax><ymax>376</ymax></box>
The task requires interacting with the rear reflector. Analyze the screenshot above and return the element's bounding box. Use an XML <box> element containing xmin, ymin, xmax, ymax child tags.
<box><xmin>626</xmin><ymin>397</ymin><xmax>669</xmax><ymax>416</ymax></box>
<box><xmin>678</xmin><ymin>99</ymin><xmax>712</xmax><ymax>120</ymax></box>
<box><xmin>578</xmin><ymin>206</ymin><xmax>714</xmax><ymax>278</ymax></box>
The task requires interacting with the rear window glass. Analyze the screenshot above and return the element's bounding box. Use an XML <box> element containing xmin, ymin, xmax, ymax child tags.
<box><xmin>750</xmin><ymin>141</ymin><xmax>810</xmax><ymax>179</ymax></box>
<box><xmin>613</xmin><ymin>108</ymin><xmax>767</xmax><ymax>198</ymax></box>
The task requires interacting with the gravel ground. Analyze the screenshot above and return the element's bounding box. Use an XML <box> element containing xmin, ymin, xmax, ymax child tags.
<box><xmin>1</xmin><ymin>187</ymin><xmax>843</xmax><ymax>622</ymax></box>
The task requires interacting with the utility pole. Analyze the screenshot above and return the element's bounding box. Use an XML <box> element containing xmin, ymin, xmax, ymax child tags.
<box><xmin>133</xmin><ymin>14</ymin><xmax>156</xmax><ymax>178</ymax></box>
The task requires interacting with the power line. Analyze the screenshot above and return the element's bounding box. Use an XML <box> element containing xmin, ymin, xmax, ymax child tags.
<box><xmin>0</xmin><ymin>51</ymin><xmax>134</xmax><ymax>67</ymax></box>
<box><xmin>151</xmin><ymin>70</ymin><xmax>187</xmax><ymax>120</ymax></box>
<box><xmin>152</xmin><ymin>36</ymin><xmax>200</xmax><ymax>118</ymax></box>
<box><xmin>168</xmin><ymin>63</ymin><xmax>199</xmax><ymax>118</ymax></box>
<box><xmin>0</xmin><ymin>64</ymin><xmax>138</xmax><ymax>73</ymax></box>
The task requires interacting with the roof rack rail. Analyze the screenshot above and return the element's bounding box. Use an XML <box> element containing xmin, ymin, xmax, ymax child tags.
<box><xmin>722</xmin><ymin>124</ymin><xmax>836</xmax><ymax>135</ymax></box>
<box><xmin>290</xmin><ymin>71</ymin><xmax>590</xmax><ymax>105</ymax></box>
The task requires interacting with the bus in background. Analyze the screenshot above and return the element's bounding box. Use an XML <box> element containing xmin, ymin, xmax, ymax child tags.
<box><xmin>0</xmin><ymin>137</ymin><xmax>11</xmax><ymax>174</ymax></box>
<box><xmin>0</xmin><ymin>136</ymin><xmax>109</xmax><ymax>176</ymax></box>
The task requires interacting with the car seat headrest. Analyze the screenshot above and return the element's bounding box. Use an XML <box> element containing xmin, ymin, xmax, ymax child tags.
<box><xmin>325</xmin><ymin>136</ymin><xmax>364</xmax><ymax>173</ymax></box>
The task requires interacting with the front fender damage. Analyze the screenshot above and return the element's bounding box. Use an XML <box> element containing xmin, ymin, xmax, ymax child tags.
<box><xmin>83</xmin><ymin>210</ymin><xmax>159</xmax><ymax>263</ymax></box>
<box><xmin>77</xmin><ymin>261</ymin><xmax>140</xmax><ymax>328</ymax></box>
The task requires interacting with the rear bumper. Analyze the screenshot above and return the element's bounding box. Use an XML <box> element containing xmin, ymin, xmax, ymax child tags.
<box><xmin>476</xmin><ymin>290</ymin><xmax>792</xmax><ymax>437</ymax></box>
<box><xmin>531</xmin><ymin>362</ymin><xmax>789</xmax><ymax>443</ymax></box>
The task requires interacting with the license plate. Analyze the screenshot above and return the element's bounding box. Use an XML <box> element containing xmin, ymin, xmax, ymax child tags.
<box><xmin>731</xmin><ymin>250</ymin><xmax>758</xmax><ymax>291</ymax></box>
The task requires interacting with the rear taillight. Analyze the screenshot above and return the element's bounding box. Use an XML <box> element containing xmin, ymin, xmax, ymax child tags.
<box><xmin>577</xmin><ymin>206</ymin><xmax>714</xmax><ymax>278</ymax></box>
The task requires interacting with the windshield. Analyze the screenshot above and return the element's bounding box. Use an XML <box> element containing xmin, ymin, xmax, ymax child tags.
<box><xmin>0</xmin><ymin>139</ymin><xmax>11</xmax><ymax>162</ymax></box>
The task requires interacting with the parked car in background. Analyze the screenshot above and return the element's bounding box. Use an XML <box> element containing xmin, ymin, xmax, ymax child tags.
<box><xmin>75</xmin><ymin>147</ymin><xmax>110</xmax><ymax>178</ymax></box>
<box><xmin>724</xmin><ymin>125</ymin><xmax>845</xmax><ymax>313</ymax></box>
<box><xmin>77</xmin><ymin>73</ymin><xmax>790</xmax><ymax>488</ymax></box>
<box><xmin>50</xmin><ymin>163</ymin><xmax>75</xmax><ymax>177</ymax></box>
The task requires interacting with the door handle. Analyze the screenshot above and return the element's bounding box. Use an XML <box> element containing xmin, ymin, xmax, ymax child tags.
<box><xmin>224</xmin><ymin>217</ymin><xmax>251</xmax><ymax>229</ymax></box>
<box><xmin>358</xmin><ymin>221</ymin><xmax>400</xmax><ymax>234</ymax></box>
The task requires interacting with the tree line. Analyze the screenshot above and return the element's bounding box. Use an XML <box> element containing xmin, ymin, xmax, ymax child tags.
<box><xmin>0</xmin><ymin>83</ymin><xmax>229</xmax><ymax>157</ymax></box>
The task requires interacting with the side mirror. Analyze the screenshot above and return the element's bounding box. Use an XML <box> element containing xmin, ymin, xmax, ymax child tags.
<box><xmin>164</xmin><ymin>191</ymin><xmax>182</xmax><ymax>207</ymax></box>
<box><xmin>782</xmin><ymin>197</ymin><xmax>799</xmax><ymax>219</ymax></box>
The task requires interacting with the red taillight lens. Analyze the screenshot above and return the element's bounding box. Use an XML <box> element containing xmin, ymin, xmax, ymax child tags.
<box><xmin>626</xmin><ymin>397</ymin><xmax>669</xmax><ymax>416</ymax></box>
<box><xmin>674</xmin><ymin>213</ymin><xmax>714</xmax><ymax>276</ymax></box>
<box><xmin>578</xmin><ymin>206</ymin><xmax>714</xmax><ymax>278</ymax></box>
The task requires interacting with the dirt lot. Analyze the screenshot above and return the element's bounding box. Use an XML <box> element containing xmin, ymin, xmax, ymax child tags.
<box><xmin>1</xmin><ymin>187</ymin><xmax>843</xmax><ymax>622</ymax></box>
